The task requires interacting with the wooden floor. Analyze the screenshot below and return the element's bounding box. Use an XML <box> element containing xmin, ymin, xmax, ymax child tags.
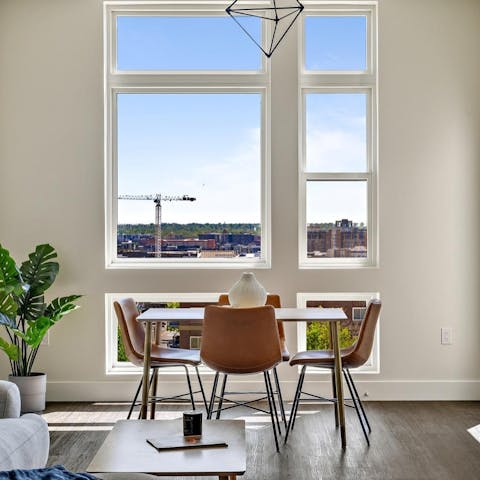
<box><xmin>44</xmin><ymin>401</ymin><xmax>480</xmax><ymax>480</ymax></box>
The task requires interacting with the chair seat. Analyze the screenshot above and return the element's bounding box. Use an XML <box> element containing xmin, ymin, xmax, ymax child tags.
<box><xmin>289</xmin><ymin>347</ymin><xmax>355</xmax><ymax>367</ymax></box>
<box><xmin>129</xmin><ymin>347</ymin><xmax>201</xmax><ymax>367</ymax></box>
<box><xmin>151</xmin><ymin>346</ymin><xmax>201</xmax><ymax>366</ymax></box>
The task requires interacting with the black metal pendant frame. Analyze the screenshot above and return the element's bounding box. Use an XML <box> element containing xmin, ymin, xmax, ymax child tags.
<box><xmin>226</xmin><ymin>0</ymin><xmax>304</xmax><ymax>58</ymax></box>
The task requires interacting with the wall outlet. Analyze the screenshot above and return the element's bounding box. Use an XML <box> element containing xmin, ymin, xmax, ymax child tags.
<box><xmin>441</xmin><ymin>327</ymin><xmax>453</xmax><ymax>345</ymax></box>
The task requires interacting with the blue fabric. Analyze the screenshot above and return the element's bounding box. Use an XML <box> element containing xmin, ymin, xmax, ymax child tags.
<box><xmin>0</xmin><ymin>465</ymin><xmax>97</xmax><ymax>480</ymax></box>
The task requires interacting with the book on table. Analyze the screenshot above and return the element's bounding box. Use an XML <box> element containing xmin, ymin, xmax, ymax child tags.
<box><xmin>146</xmin><ymin>435</ymin><xmax>228</xmax><ymax>451</ymax></box>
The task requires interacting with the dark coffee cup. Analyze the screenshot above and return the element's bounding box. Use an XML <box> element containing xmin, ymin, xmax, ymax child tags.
<box><xmin>183</xmin><ymin>411</ymin><xmax>202</xmax><ymax>437</ymax></box>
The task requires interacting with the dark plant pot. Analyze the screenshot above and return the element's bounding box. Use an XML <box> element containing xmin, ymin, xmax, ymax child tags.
<box><xmin>8</xmin><ymin>372</ymin><xmax>47</xmax><ymax>413</ymax></box>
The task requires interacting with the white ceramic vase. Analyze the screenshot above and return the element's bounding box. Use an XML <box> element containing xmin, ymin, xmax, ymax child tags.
<box><xmin>228</xmin><ymin>272</ymin><xmax>267</xmax><ymax>307</ymax></box>
<box><xmin>8</xmin><ymin>372</ymin><xmax>47</xmax><ymax>413</ymax></box>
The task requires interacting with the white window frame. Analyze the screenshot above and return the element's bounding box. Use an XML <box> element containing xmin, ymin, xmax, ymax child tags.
<box><xmin>105</xmin><ymin>292</ymin><xmax>220</xmax><ymax>375</ymax></box>
<box><xmin>104</xmin><ymin>2</ymin><xmax>271</xmax><ymax>269</ymax></box>
<box><xmin>298</xmin><ymin>3</ymin><xmax>378</xmax><ymax>269</ymax></box>
<box><xmin>296</xmin><ymin>292</ymin><xmax>380</xmax><ymax>373</ymax></box>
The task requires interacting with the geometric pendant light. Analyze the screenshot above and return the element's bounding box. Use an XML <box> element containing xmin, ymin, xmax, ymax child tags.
<box><xmin>226</xmin><ymin>0</ymin><xmax>304</xmax><ymax>58</ymax></box>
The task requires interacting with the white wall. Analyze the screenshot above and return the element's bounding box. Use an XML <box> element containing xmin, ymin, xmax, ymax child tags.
<box><xmin>0</xmin><ymin>0</ymin><xmax>479</xmax><ymax>401</ymax></box>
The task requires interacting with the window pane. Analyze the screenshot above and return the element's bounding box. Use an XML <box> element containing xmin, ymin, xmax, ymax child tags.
<box><xmin>305</xmin><ymin>16</ymin><xmax>367</xmax><ymax>71</ymax></box>
<box><xmin>306</xmin><ymin>93</ymin><xmax>367</xmax><ymax>172</ymax></box>
<box><xmin>117</xmin><ymin>16</ymin><xmax>261</xmax><ymax>70</ymax></box>
<box><xmin>306</xmin><ymin>299</ymin><xmax>367</xmax><ymax>350</ymax></box>
<box><xmin>117</xmin><ymin>93</ymin><xmax>262</xmax><ymax>259</ymax></box>
<box><xmin>306</xmin><ymin>181</ymin><xmax>367</xmax><ymax>258</ymax></box>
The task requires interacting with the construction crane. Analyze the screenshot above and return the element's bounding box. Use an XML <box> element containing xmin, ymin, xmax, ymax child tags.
<box><xmin>118</xmin><ymin>194</ymin><xmax>196</xmax><ymax>258</ymax></box>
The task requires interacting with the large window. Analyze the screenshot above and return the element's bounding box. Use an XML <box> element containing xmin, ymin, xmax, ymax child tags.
<box><xmin>105</xmin><ymin>3</ymin><xmax>377</xmax><ymax>270</ymax></box>
<box><xmin>299</xmin><ymin>6</ymin><xmax>377</xmax><ymax>268</ymax></box>
<box><xmin>105</xmin><ymin>4</ymin><xmax>270</xmax><ymax>268</ymax></box>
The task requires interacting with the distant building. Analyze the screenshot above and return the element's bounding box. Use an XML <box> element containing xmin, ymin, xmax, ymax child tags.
<box><xmin>162</xmin><ymin>238</ymin><xmax>216</xmax><ymax>250</ymax></box>
<box><xmin>307</xmin><ymin>219</ymin><xmax>367</xmax><ymax>258</ymax></box>
<box><xmin>118</xmin><ymin>226</ymin><xmax>261</xmax><ymax>258</ymax></box>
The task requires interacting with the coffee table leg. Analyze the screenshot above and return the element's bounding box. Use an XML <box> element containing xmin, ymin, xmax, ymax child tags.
<box><xmin>218</xmin><ymin>476</ymin><xmax>236</xmax><ymax>480</ymax></box>
<box><xmin>331</xmin><ymin>320</ymin><xmax>346</xmax><ymax>449</ymax></box>
<box><xmin>140</xmin><ymin>321</ymin><xmax>152</xmax><ymax>420</ymax></box>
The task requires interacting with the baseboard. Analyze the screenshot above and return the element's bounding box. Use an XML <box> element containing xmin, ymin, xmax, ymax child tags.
<box><xmin>46</xmin><ymin>378</ymin><xmax>480</xmax><ymax>402</ymax></box>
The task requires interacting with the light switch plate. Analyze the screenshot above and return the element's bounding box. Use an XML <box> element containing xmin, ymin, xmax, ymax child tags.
<box><xmin>441</xmin><ymin>327</ymin><xmax>453</xmax><ymax>345</ymax></box>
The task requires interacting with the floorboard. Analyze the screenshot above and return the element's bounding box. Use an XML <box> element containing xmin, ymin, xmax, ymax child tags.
<box><xmin>43</xmin><ymin>401</ymin><xmax>480</xmax><ymax>480</ymax></box>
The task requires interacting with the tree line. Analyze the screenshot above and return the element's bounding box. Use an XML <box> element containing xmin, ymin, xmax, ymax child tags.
<box><xmin>118</xmin><ymin>223</ymin><xmax>261</xmax><ymax>237</ymax></box>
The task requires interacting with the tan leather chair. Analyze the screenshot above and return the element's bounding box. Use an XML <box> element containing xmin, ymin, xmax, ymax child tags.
<box><xmin>285</xmin><ymin>299</ymin><xmax>381</xmax><ymax>445</ymax></box>
<box><xmin>218</xmin><ymin>294</ymin><xmax>289</xmax><ymax>361</ymax></box>
<box><xmin>218</xmin><ymin>294</ymin><xmax>289</xmax><ymax>428</ymax></box>
<box><xmin>201</xmin><ymin>305</ymin><xmax>283</xmax><ymax>451</ymax></box>
<box><xmin>114</xmin><ymin>298</ymin><xmax>208</xmax><ymax>419</ymax></box>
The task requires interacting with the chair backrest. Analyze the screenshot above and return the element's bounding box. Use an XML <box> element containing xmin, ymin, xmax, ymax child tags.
<box><xmin>113</xmin><ymin>298</ymin><xmax>145</xmax><ymax>363</ymax></box>
<box><xmin>217</xmin><ymin>293</ymin><xmax>286</xmax><ymax>342</ymax></box>
<box><xmin>345</xmin><ymin>299</ymin><xmax>382</xmax><ymax>368</ymax></box>
<box><xmin>200</xmin><ymin>305</ymin><xmax>282</xmax><ymax>374</ymax></box>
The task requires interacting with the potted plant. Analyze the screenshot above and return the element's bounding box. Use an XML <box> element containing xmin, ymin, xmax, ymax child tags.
<box><xmin>0</xmin><ymin>243</ymin><xmax>81</xmax><ymax>412</ymax></box>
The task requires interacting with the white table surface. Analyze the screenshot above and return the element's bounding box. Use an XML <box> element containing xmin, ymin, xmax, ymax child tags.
<box><xmin>137</xmin><ymin>307</ymin><xmax>347</xmax><ymax>323</ymax></box>
<box><xmin>87</xmin><ymin>419</ymin><xmax>246</xmax><ymax>476</ymax></box>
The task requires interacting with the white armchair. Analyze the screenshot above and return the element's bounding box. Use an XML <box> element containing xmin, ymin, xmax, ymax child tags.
<box><xmin>0</xmin><ymin>380</ymin><xmax>49</xmax><ymax>471</ymax></box>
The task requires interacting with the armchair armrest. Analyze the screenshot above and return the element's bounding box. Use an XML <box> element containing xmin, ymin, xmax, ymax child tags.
<box><xmin>0</xmin><ymin>380</ymin><xmax>21</xmax><ymax>419</ymax></box>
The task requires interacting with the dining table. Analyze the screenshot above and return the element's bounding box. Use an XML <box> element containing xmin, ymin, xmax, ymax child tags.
<box><xmin>136</xmin><ymin>306</ymin><xmax>349</xmax><ymax>448</ymax></box>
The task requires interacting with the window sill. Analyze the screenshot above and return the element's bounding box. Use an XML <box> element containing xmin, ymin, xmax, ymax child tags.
<box><xmin>298</xmin><ymin>259</ymin><xmax>379</xmax><ymax>269</ymax></box>
<box><xmin>106</xmin><ymin>258</ymin><xmax>271</xmax><ymax>270</ymax></box>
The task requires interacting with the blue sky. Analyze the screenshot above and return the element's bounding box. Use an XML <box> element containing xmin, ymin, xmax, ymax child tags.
<box><xmin>117</xmin><ymin>93</ymin><xmax>261</xmax><ymax>224</ymax></box>
<box><xmin>116</xmin><ymin>15</ymin><xmax>367</xmax><ymax>225</ymax></box>
<box><xmin>117</xmin><ymin>16</ymin><xmax>261</xmax><ymax>70</ymax></box>
<box><xmin>305</xmin><ymin>16</ymin><xmax>366</xmax><ymax>70</ymax></box>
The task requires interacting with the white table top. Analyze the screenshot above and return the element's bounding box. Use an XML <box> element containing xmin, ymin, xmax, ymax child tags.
<box><xmin>137</xmin><ymin>306</ymin><xmax>347</xmax><ymax>323</ymax></box>
<box><xmin>87</xmin><ymin>419</ymin><xmax>246</xmax><ymax>476</ymax></box>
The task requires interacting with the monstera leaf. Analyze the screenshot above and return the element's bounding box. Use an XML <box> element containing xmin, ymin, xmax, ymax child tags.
<box><xmin>18</xmin><ymin>244</ymin><xmax>59</xmax><ymax>321</ymax></box>
<box><xmin>24</xmin><ymin>316</ymin><xmax>52</xmax><ymax>349</ymax></box>
<box><xmin>0</xmin><ymin>337</ymin><xmax>19</xmax><ymax>361</ymax></box>
<box><xmin>0</xmin><ymin>292</ymin><xmax>17</xmax><ymax>328</ymax></box>
<box><xmin>0</xmin><ymin>244</ymin><xmax>25</xmax><ymax>293</ymax></box>
<box><xmin>20</xmin><ymin>297</ymin><xmax>82</xmax><ymax>350</ymax></box>
<box><xmin>0</xmin><ymin>245</ymin><xmax>28</xmax><ymax>327</ymax></box>
<box><xmin>45</xmin><ymin>295</ymin><xmax>82</xmax><ymax>323</ymax></box>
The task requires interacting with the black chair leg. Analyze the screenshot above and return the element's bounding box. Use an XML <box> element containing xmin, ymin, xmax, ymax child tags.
<box><xmin>291</xmin><ymin>366</ymin><xmax>306</xmax><ymax>431</ymax></box>
<box><xmin>150</xmin><ymin>368</ymin><xmax>159</xmax><ymax>419</ymax></box>
<box><xmin>285</xmin><ymin>365</ymin><xmax>306</xmax><ymax>443</ymax></box>
<box><xmin>216</xmin><ymin>374</ymin><xmax>228</xmax><ymax>419</ymax></box>
<box><xmin>195</xmin><ymin>366</ymin><xmax>209</xmax><ymax>411</ymax></box>
<box><xmin>208</xmin><ymin>372</ymin><xmax>219</xmax><ymax>419</ymax></box>
<box><xmin>128</xmin><ymin>376</ymin><xmax>143</xmax><ymax>420</ymax></box>
<box><xmin>264</xmin><ymin>371</ymin><xmax>280</xmax><ymax>452</ymax></box>
<box><xmin>331</xmin><ymin>369</ymin><xmax>339</xmax><ymax>427</ymax></box>
<box><xmin>346</xmin><ymin>369</ymin><xmax>371</xmax><ymax>433</ymax></box>
<box><xmin>343</xmin><ymin>369</ymin><xmax>370</xmax><ymax>445</ymax></box>
<box><xmin>183</xmin><ymin>365</ymin><xmax>195</xmax><ymax>410</ymax></box>
<box><xmin>266</xmin><ymin>370</ymin><xmax>282</xmax><ymax>436</ymax></box>
<box><xmin>273</xmin><ymin>367</ymin><xmax>287</xmax><ymax>430</ymax></box>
